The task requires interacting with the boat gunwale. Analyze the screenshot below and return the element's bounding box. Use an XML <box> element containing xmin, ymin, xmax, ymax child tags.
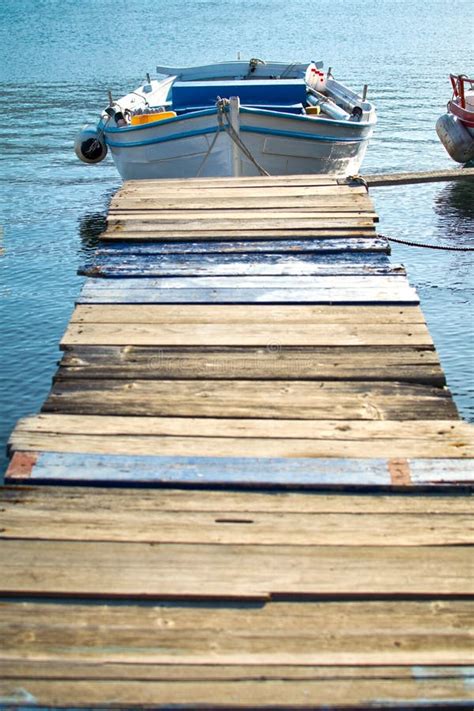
<box><xmin>103</xmin><ymin>104</ymin><xmax>376</xmax><ymax>137</ymax></box>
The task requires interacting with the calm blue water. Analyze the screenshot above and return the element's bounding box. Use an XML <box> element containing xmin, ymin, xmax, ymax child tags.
<box><xmin>0</xmin><ymin>0</ymin><xmax>473</xmax><ymax>474</ymax></box>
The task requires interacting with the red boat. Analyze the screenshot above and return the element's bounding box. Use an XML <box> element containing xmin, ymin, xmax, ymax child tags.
<box><xmin>448</xmin><ymin>74</ymin><xmax>474</xmax><ymax>128</ymax></box>
<box><xmin>436</xmin><ymin>74</ymin><xmax>474</xmax><ymax>164</ymax></box>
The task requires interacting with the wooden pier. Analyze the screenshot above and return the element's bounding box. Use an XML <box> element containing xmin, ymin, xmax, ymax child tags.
<box><xmin>1</xmin><ymin>174</ymin><xmax>473</xmax><ymax>709</ymax></box>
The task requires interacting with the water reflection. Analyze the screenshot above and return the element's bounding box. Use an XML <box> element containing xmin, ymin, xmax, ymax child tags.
<box><xmin>434</xmin><ymin>179</ymin><xmax>474</xmax><ymax>228</ymax></box>
<box><xmin>79</xmin><ymin>211</ymin><xmax>107</xmax><ymax>255</ymax></box>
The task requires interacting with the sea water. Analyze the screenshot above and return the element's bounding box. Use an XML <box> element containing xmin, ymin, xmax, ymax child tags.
<box><xmin>0</xmin><ymin>0</ymin><xmax>473</xmax><ymax>474</ymax></box>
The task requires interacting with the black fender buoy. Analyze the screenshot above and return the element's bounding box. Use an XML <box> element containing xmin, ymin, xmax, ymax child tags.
<box><xmin>74</xmin><ymin>124</ymin><xmax>108</xmax><ymax>164</ymax></box>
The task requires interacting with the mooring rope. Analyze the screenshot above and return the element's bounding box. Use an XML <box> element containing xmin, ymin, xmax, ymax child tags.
<box><xmin>379</xmin><ymin>233</ymin><xmax>474</xmax><ymax>251</ymax></box>
<box><xmin>220</xmin><ymin>101</ymin><xmax>270</xmax><ymax>176</ymax></box>
<box><xmin>196</xmin><ymin>98</ymin><xmax>270</xmax><ymax>177</ymax></box>
<box><xmin>195</xmin><ymin>118</ymin><xmax>223</xmax><ymax>177</ymax></box>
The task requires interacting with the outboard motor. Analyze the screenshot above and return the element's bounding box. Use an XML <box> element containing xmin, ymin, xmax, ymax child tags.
<box><xmin>74</xmin><ymin>124</ymin><xmax>107</xmax><ymax>164</ymax></box>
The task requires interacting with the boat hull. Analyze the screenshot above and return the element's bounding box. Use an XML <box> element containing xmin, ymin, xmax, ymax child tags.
<box><xmin>104</xmin><ymin>107</ymin><xmax>374</xmax><ymax>180</ymax></box>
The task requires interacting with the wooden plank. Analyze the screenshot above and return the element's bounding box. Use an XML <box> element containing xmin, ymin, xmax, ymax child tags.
<box><xmin>88</xmin><ymin>252</ymin><xmax>392</xmax><ymax>266</ymax></box>
<box><xmin>78</xmin><ymin>280</ymin><xmax>420</xmax><ymax>305</ymax></box>
<box><xmin>78</xmin><ymin>288</ymin><xmax>419</xmax><ymax>305</ymax></box>
<box><xmin>115</xmin><ymin>185</ymin><xmax>368</xmax><ymax>198</ymax></box>
<box><xmin>0</xmin><ymin>599</ymin><xmax>471</xmax><ymax>665</ymax></box>
<box><xmin>70</xmin><ymin>305</ymin><xmax>427</xmax><ymax>325</ymax></box>
<box><xmin>3</xmin><ymin>485</ymin><xmax>472</xmax><ymax>514</ymax></box>
<box><xmin>14</xmin><ymin>415</ymin><xmax>471</xmax><ymax>443</ymax></box>
<box><xmin>121</xmin><ymin>175</ymin><xmax>342</xmax><ymax>187</ymax></box>
<box><xmin>10</xmin><ymin>414</ymin><xmax>474</xmax><ymax>462</ymax></box>
<box><xmin>107</xmin><ymin>204</ymin><xmax>377</xmax><ymax>216</ymax></box>
<box><xmin>121</xmin><ymin>174</ymin><xmax>341</xmax><ymax>186</ymax></box>
<box><xmin>9</xmin><ymin>438</ymin><xmax>473</xmax><ymax>466</ymax></box>
<box><xmin>364</xmin><ymin>167</ymin><xmax>474</xmax><ymax>187</ymax></box>
<box><xmin>110</xmin><ymin>196</ymin><xmax>374</xmax><ymax>210</ymax></box>
<box><xmin>79</xmin><ymin>276</ymin><xmax>410</xmax><ymax>290</ymax></box>
<box><xmin>57</xmin><ymin>346</ymin><xmax>444</xmax><ymax>385</ymax></box>
<box><xmin>80</xmin><ymin>256</ymin><xmax>398</xmax><ymax>279</ymax></box>
<box><xmin>0</xmin><ymin>675</ymin><xmax>472</xmax><ymax>707</ymax></box>
<box><xmin>60</xmin><ymin>323</ymin><xmax>432</xmax><ymax>348</ymax></box>
<box><xmin>2</xmin><ymin>498</ymin><xmax>471</xmax><ymax>546</ymax></box>
<box><xmin>95</xmin><ymin>237</ymin><xmax>390</xmax><ymax>254</ymax></box>
<box><xmin>105</xmin><ymin>218</ymin><xmax>376</xmax><ymax>233</ymax></box>
<box><xmin>101</xmin><ymin>228</ymin><xmax>378</xmax><ymax>241</ymax></box>
<box><xmin>0</xmin><ymin>539</ymin><xmax>472</xmax><ymax>597</ymax></box>
<box><xmin>3</xmin><ymin>451</ymin><xmax>393</xmax><ymax>484</ymax></box>
<box><xmin>114</xmin><ymin>183</ymin><xmax>368</xmax><ymax>193</ymax></box>
<box><xmin>1</xmin><ymin>661</ymin><xmax>471</xmax><ymax>683</ymax></box>
<box><xmin>108</xmin><ymin>209</ymin><xmax>379</xmax><ymax>220</ymax></box>
<box><xmin>41</xmin><ymin>379</ymin><xmax>457</xmax><ymax>420</ymax></box>
<box><xmin>410</xmin><ymin>459</ymin><xmax>474</xmax><ymax>484</ymax></box>
<box><xmin>6</xmin><ymin>450</ymin><xmax>473</xmax><ymax>483</ymax></box>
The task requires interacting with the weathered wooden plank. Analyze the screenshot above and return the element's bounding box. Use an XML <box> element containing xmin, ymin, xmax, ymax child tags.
<box><xmin>1</xmin><ymin>675</ymin><xmax>472</xmax><ymax>707</ymax></box>
<box><xmin>78</xmin><ymin>287</ymin><xmax>419</xmax><ymax>305</ymax></box>
<box><xmin>80</xmin><ymin>275</ymin><xmax>409</xmax><ymax>290</ymax></box>
<box><xmin>106</xmin><ymin>219</ymin><xmax>377</xmax><ymax>234</ymax></box>
<box><xmin>41</xmin><ymin>379</ymin><xmax>457</xmax><ymax>420</ymax></box>
<box><xmin>9</xmin><ymin>439</ymin><xmax>471</xmax><ymax>464</ymax></box>
<box><xmin>113</xmin><ymin>184</ymin><xmax>369</xmax><ymax>196</ymax></box>
<box><xmin>78</xmin><ymin>275</ymin><xmax>420</xmax><ymax>305</ymax></box>
<box><xmin>80</xmin><ymin>255</ymin><xmax>398</xmax><ymax>279</ymax></box>
<box><xmin>2</xmin><ymin>451</ymin><xmax>393</xmax><ymax>484</ymax></box>
<box><xmin>13</xmin><ymin>415</ymin><xmax>469</xmax><ymax>442</ymax></box>
<box><xmin>2</xmin><ymin>499</ymin><xmax>471</xmax><ymax>546</ymax></box>
<box><xmin>1</xmin><ymin>539</ymin><xmax>472</xmax><ymax>597</ymax></box>
<box><xmin>1</xmin><ymin>662</ymin><xmax>471</xmax><ymax>684</ymax></box>
<box><xmin>57</xmin><ymin>346</ymin><xmax>444</xmax><ymax>385</ymax></box>
<box><xmin>364</xmin><ymin>167</ymin><xmax>474</xmax><ymax>187</ymax></box>
<box><xmin>121</xmin><ymin>175</ymin><xmax>341</xmax><ymax>187</ymax></box>
<box><xmin>3</xmin><ymin>485</ymin><xmax>472</xmax><ymax>514</ymax></box>
<box><xmin>120</xmin><ymin>174</ymin><xmax>342</xmax><ymax>187</ymax></box>
<box><xmin>111</xmin><ymin>196</ymin><xmax>374</xmax><ymax>210</ymax></box>
<box><xmin>108</xmin><ymin>209</ymin><xmax>379</xmax><ymax>221</ymax></box>
<box><xmin>101</xmin><ymin>228</ymin><xmax>378</xmax><ymax>241</ymax></box>
<box><xmin>106</xmin><ymin>213</ymin><xmax>378</xmax><ymax>230</ymax></box>
<box><xmin>10</xmin><ymin>416</ymin><xmax>471</xmax><ymax>462</ymax></box>
<box><xmin>70</xmin><ymin>305</ymin><xmax>427</xmax><ymax>325</ymax></box>
<box><xmin>8</xmin><ymin>449</ymin><xmax>474</xmax><ymax>485</ymax></box>
<box><xmin>115</xmin><ymin>185</ymin><xmax>368</xmax><ymax>198</ymax></box>
<box><xmin>88</xmin><ymin>252</ymin><xmax>392</xmax><ymax>267</ymax></box>
<box><xmin>0</xmin><ymin>599</ymin><xmax>471</xmax><ymax>665</ymax></box>
<box><xmin>60</xmin><ymin>323</ymin><xmax>432</xmax><ymax>348</ymax></box>
<box><xmin>96</xmin><ymin>237</ymin><xmax>390</xmax><ymax>255</ymax></box>
<box><xmin>410</xmin><ymin>459</ymin><xmax>474</xmax><ymax>484</ymax></box>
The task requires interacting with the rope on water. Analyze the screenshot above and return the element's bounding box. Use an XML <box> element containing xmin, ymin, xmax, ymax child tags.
<box><xmin>379</xmin><ymin>233</ymin><xmax>474</xmax><ymax>252</ymax></box>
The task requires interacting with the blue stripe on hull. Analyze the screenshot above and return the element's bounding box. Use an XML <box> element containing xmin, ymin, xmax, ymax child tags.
<box><xmin>105</xmin><ymin>125</ymin><xmax>224</xmax><ymax>148</ymax></box>
<box><xmin>105</xmin><ymin>122</ymin><xmax>367</xmax><ymax>149</ymax></box>
<box><xmin>241</xmin><ymin>125</ymin><xmax>365</xmax><ymax>144</ymax></box>
<box><xmin>241</xmin><ymin>105</ymin><xmax>376</xmax><ymax>129</ymax></box>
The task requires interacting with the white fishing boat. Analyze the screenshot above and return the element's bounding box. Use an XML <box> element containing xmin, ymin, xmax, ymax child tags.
<box><xmin>75</xmin><ymin>59</ymin><xmax>376</xmax><ymax>179</ymax></box>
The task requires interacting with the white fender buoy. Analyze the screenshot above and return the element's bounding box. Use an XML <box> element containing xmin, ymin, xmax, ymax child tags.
<box><xmin>436</xmin><ymin>113</ymin><xmax>474</xmax><ymax>164</ymax></box>
<box><xmin>74</xmin><ymin>124</ymin><xmax>108</xmax><ymax>164</ymax></box>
